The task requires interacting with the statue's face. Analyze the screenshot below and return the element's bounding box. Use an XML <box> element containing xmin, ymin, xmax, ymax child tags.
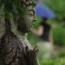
<box><xmin>23</xmin><ymin>0</ymin><xmax>36</xmax><ymax>32</ymax></box>
<box><xmin>17</xmin><ymin>0</ymin><xmax>36</xmax><ymax>33</ymax></box>
<box><xmin>26</xmin><ymin>5</ymin><xmax>36</xmax><ymax>32</ymax></box>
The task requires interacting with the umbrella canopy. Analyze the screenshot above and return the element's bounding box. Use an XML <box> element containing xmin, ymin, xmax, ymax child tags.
<box><xmin>35</xmin><ymin>4</ymin><xmax>56</xmax><ymax>18</ymax></box>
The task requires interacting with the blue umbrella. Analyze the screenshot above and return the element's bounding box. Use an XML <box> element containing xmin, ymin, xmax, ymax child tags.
<box><xmin>35</xmin><ymin>4</ymin><xmax>56</xmax><ymax>18</ymax></box>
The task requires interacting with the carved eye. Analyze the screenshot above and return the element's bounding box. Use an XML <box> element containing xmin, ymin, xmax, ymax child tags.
<box><xmin>28</xmin><ymin>6</ymin><xmax>35</xmax><ymax>16</ymax></box>
<box><xmin>28</xmin><ymin>10</ymin><xmax>34</xmax><ymax>15</ymax></box>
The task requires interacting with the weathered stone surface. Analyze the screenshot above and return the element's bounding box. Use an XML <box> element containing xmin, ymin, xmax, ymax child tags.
<box><xmin>0</xmin><ymin>3</ymin><xmax>39</xmax><ymax>65</ymax></box>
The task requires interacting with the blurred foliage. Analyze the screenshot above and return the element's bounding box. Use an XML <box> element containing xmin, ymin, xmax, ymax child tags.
<box><xmin>44</xmin><ymin>0</ymin><xmax>65</xmax><ymax>21</ymax></box>
<box><xmin>28</xmin><ymin>0</ymin><xmax>65</xmax><ymax>65</ymax></box>
<box><xmin>28</xmin><ymin>19</ymin><xmax>65</xmax><ymax>46</ymax></box>
<box><xmin>41</xmin><ymin>57</ymin><xmax>65</xmax><ymax>65</ymax></box>
<box><xmin>53</xmin><ymin>23</ymin><xmax>65</xmax><ymax>46</ymax></box>
<box><xmin>47</xmin><ymin>2</ymin><xmax>65</xmax><ymax>45</ymax></box>
<box><xmin>28</xmin><ymin>0</ymin><xmax>65</xmax><ymax>46</ymax></box>
<box><xmin>58</xmin><ymin>48</ymin><xmax>65</xmax><ymax>57</ymax></box>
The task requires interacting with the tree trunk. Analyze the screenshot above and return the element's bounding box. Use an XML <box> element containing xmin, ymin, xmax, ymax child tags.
<box><xmin>0</xmin><ymin>8</ymin><xmax>39</xmax><ymax>65</ymax></box>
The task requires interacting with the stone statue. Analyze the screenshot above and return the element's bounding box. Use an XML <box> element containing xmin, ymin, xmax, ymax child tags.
<box><xmin>0</xmin><ymin>0</ymin><xmax>39</xmax><ymax>65</ymax></box>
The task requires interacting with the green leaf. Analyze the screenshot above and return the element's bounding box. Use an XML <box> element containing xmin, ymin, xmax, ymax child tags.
<box><xmin>0</xmin><ymin>0</ymin><xmax>4</xmax><ymax>7</ymax></box>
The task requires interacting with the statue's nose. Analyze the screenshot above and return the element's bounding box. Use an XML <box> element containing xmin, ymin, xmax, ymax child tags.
<box><xmin>33</xmin><ymin>12</ymin><xmax>37</xmax><ymax>22</ymax></box>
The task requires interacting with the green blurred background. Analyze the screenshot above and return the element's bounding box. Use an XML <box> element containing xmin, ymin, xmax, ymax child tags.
<box><xmin>28</xmin><ymin>0</ymin><xmax>65</xmax><ymax>65</ymax></box>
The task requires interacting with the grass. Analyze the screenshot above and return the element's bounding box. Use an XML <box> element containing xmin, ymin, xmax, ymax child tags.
<box><xmin>40</xmin><ymin>57</ymin><xmax>65</xmax><ymax>65</ymax></box>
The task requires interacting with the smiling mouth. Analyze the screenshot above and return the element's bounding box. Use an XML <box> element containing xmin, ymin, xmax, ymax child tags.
<box><xmin>33</xmin><ymin>19</ymin><xmax>37</xmax><ymax>21</ymax></box>
<box><xmin>30</xmin><ymin>19</ymin><xmax>37</xmax><ymax>28</ymax></box>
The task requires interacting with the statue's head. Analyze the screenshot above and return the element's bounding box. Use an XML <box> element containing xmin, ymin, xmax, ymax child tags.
<box><xmin>17</xmin><ymin>0</ymin><xmax>36</xmax><ymax>33</ymax></box>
